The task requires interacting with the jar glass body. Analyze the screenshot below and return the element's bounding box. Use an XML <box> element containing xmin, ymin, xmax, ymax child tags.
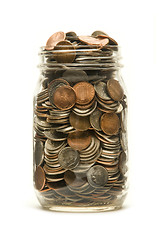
<box><xmin>33</xmin><ymin>43</ymin><xmax>128</xmax><ymax>212</ymax></box>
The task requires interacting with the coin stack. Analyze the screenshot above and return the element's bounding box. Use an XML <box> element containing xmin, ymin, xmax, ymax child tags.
<box><xmin>33</xmin><ymin>31</ymin><xmax>128</xmax><ymax>209</ymax></box>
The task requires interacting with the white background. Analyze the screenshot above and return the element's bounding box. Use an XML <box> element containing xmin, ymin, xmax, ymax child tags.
<box><xmin>0</xmin><ymin>0</ymin><xmax>159</xmax><ymax>239</ymax></box>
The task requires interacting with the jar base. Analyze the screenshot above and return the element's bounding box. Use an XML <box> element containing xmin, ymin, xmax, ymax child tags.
<box><xmin>37</xmin><ymin>194</ymin><xmax>127</xmax><ymax>213</ymax></box>
<box><xmin>43</xmin><ymin>204</ymin><xmax>122</xmax><ymax>212</ymax></box>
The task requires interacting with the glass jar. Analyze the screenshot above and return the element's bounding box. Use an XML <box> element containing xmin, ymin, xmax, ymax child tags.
<box><xmin>33</xmin><ymin>31</ymin><xmax>128</xmax><ymax>212</ymax></box>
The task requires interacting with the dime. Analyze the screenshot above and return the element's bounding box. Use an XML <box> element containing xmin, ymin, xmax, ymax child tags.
<box><xmin>58</xmin><ymin>147</ymin><xmax>80</xmax><ymax>170</ymax></box>
<box><xmin>87</xmin><ymin>165</ymin><xmax>108</xmax><ymax>188</ymax></box>
<box><xmin>34</xmin><ymin>166</ymin><xmax>46</xmax><ymax>191</ymax></box>
<box><xmin>69</xmin><ymin>112</ymin><xmax>91</xmax><ymax>131</ymax></box>
<box><xmin>90</xmin><ymin>109</ymin><xmax>102</xmax><ymax>131</ymax></box>
<box><xmin>54</xmin><ymin>40</ymin><xmax>76</xmax><ymax>63</ymax></box>
<box><xmin>100</xmin><ymin>113</ymin><xmax>120</xmax><ymax>135</ymax></box>
<box><xmin>107</xmin><ymin>79</ymin><xmax>124</xmax><ymax>101</ymax></box>
<box><xmin>45</xmin><ymin>31</ymin><xmax>66</xmax><ymax>50</ymax></box>
<box><xmin>67</xmin><ymin>130</ymin><xmax>91</xmax><ymax>151</ymax></box>
<box><xmin>73</xmin><ymin>82</ymin><xmax>95</xmax><ymax>105</ymax></box>
<box><xmin>53</xmin><ymin>85</ymin><xmax>76</xmax><ymax>110</ymax></box>
<box><xmin>34</xmin><ymin>140</ymin><xmax>44</xmax><ymax>166</ymax></box>
<box><xmin>94</xmin><ymin>81</ymin><xmax>111</xmax><ymax>101</ymax></box>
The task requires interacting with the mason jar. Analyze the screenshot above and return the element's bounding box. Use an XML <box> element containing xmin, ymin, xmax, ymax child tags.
<box><xmin>33</xmin><ymin>31</ymin><xmax>128</xmax><ymax>212</ymax></box>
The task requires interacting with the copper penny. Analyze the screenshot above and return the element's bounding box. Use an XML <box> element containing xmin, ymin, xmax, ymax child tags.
<box><xmin>67</xmin><ymin>130</ymin><xmax>91</xmax><ymax>151</ymax></box>
<box><xmin>69</xmin><ymin>112</ymin><xmax>91</xmax><ymax>131</ymax></box>
<box><xmin>53</xmin><ymin>85</ymin><xmax>76</xmax><ymax>110</ymax></box>
<box><xmin>73</xmin><ymin>82</ymin><xmax>95</xmax><ymax>105</ymax></box>
<box><xmin>107</xmin><ymin>79</ymin><xmax>124</xmax><ymax>101</ymax></box>
<box><xmin>45</xmin><ymin>31</ymin><xmax>66</xmax><ymax>50</ymax></box>
<box><xmin>100</xmin><ymin>113</ymin><xmax>120</xmax><ymax>135</ymax></box>
<box><xmin>54</xmin><ymin>40</ymin><xmax>76</xmax><ymax>63</ymax></box>
<box><xmin>34</xmin><ymin>166</ymin><xmax>46</xmax><ymax>191</ymax></box>
<box><xmin>79</xmin><ymin>36</ymin><xmax>109</xmax><ymax>47</ymax></box>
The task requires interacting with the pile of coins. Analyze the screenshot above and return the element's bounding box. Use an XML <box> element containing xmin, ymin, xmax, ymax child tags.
<box><xmin>34</xmin><ymin>31</ymin><xmax>128</xmax><ymax>207</ymax></box>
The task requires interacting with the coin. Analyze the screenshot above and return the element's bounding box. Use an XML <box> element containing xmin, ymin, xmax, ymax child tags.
<box><xmin>48</xmin><ymin>78</ymin><xmax>69</xmax><ymax>106</ymax></box>
<box><xmin>79</xmin><ymin>36</ymin><xmax>109</xmax><ymax>47</ymax></box>
<box><xmin>90</xmin><ymin>109</ymin><xmax>102</xmax><ymax>131</ymax></box>
<box><xmin>63</xmin><ymin>70</ymin><xmax>88</xmax><ymax>85</ymax></box>
<box><xmin>69</xmin><ymin>112</ymin><xmax>91</xmax><ymax>131</ymax></box>
<box><xmin>54</xmin><ymin>40</ymin><xmax>76</xmax><ymax>63</ymax></box>
<box><xmin>44</xmin><ymin>129</ymin><xmax>67</xmax><ymax>141</ymax></box>
<box><xmin>45</xmin><ymin>31</ymin><xmax>66</xmax><ymax>50</ymax></box>
<box><xmin>67</xmin><ymin>130</ymin><xmax>91</xmax><ymax>151</ymax></box>
<box><xmin>87</xmin><ymin>165</ymin><xmax>108</xmax><ymax>188</ymax></box>
<box><xmin>73</xmin><ymin>81</ymin><xmax>95</xmax><ymax>105</ymax></box>
<box><xmin>107</xmin><ymin>79</ymin><xmax>124</xmax><ymax>101</ymax></box>
<box><xmin>94</xmin><ymin>81</ymin><xmax>111</xmax><ymax>101</ymax></box>
<box><xmin>53</xmin><ymin>85</ymin><xmax>76</xmax><ymax>110</ymax></box>
<box><xmin>34</xmin><ymin>166</ymin><xmax>46</xmax><ymax>191</ymax></box>
<box><xmin>58</xmin><ymin>147</ymin><xmax>80</xmax><ymax>170</ymax></box>
<box><xmin>34</xmin><ymin>140</ymin><xmax>44</xmax><ymax>166</ymax></box>
<box><xmin>119</xmin><ymin>151</ymin><xmax>127</xmax><ymax>175</ymax></box>
<box><xmin>91</xmin><ymin>30</ymin><xmax>108</xmax><ymax>37</ymax></box>
<box><xmin>100</xmin><ymin>113</ymin><xmax>120</xmax><ymax>135</ymax></box>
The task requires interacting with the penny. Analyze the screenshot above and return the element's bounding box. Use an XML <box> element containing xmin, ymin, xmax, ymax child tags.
<box><xmin>45</xmin><ymin>31</ymin><xmax>66</xmax><ymax>50</ymax></box>
<box><xmin>54</xmin><ymin>40</ymin><xmax>76</xmax><ymax>63</ymax></box>
<box><xmin>67</xmin><ymin>130</ymin><xmax>91</xmax><ymax>151</ymax></box>
<box><xmin>48</xmin><ymin>78</ymin><xmax>69</xmax><ymax>106</ymax></box>
<box><xmin>90</xmin><ymin>109</ymin><xmax>102</xmax><ymax>131</ymax></box>
<box><xmin>69</xmin><ymin>112</ymin><xmax>91</xmax><ymax>131</ymax></box>
<box><xmin>87</xmin><ymin>165</ymin><xmax>108</xmax><ymax>188</ymax></box>
<box><xmin>34</xmin><ymin>140</ymin><xmax>44</xmax><ymax>166</ymax></box>
<box><xmin>73</xmin><ymin>82</ymin><xmax>95</xmax><ymax>105</ymax></box>
<box><xmin>107</xmin><ymin>79</ymin><xmax>124</xmax><ymax>101</ymax></box>
<box><xmin>64</xmin><ymin>170</ymin><xmax>76</xmax><ymax>185</ymax></box>
<box><xmin>58</xmin><ymin>147</ymin><xmax>80</xmax><ymax>170</ymax></box>
<box><xmin>34</xmin><ymin>166</ymin><xmax>46</xmax><ymax>191</ymax></box>
<box><xmin>53</xmin><ymin>85</ymin><xmax>76</xmax><ymax>110</ymax></box>
<box><xmin>100</xmin><ymin>113</ymin><xmax>120</xmax><ymax>135</ymax></box>
<box><xmin>79</xmin><ymin>36</ymin><xmax>109</xmax><ymax>47</ymax></box>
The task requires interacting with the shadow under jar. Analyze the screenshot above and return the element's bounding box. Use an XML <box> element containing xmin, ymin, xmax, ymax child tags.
<box><xmin>33</xmin><ymin>31</ymin><xmax>128</xmax><ymax>212</ymax></box>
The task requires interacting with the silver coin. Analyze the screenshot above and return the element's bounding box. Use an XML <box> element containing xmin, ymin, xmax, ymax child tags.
<box><xmin>63</xmin><ymin>69</ymin><xmax>88</xmax><ymax>85</ymax></box>
<box><xmin>44</xmin><ymin>129</ymin><xmax>67</xmax><ymax>141</ymax></box>
<box><xmin>58</xmin><ymin>147</ymin><xmax>80</xmax><ymax>170</ymax></box>
<box><xmin>34</xmin><ymin>140</ymin><xmax>44</xmax><ymax>166</ymax></box>
<box><xmin>72</xmin><ymin>101</ymin><xmax>97</xmax><ymax>117</ymax></box>
<box><xmin>87</xmin><ymin>165</ymin><xmax>108</xmax><ymax>188</ymax></box>
<box><xmin>94</xmin><ymin>81</ymin><xmax>111</xmax><ymax>101</ymax></box>
<box><xmin>45</xmin><ymin>139</ymin><xmax>65</xmax><ymax>151</ymax></box>
<box><xmin>90</xmin><ymin>109</ymin><xmax>102</xmax><ymax>131</ymax></box>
